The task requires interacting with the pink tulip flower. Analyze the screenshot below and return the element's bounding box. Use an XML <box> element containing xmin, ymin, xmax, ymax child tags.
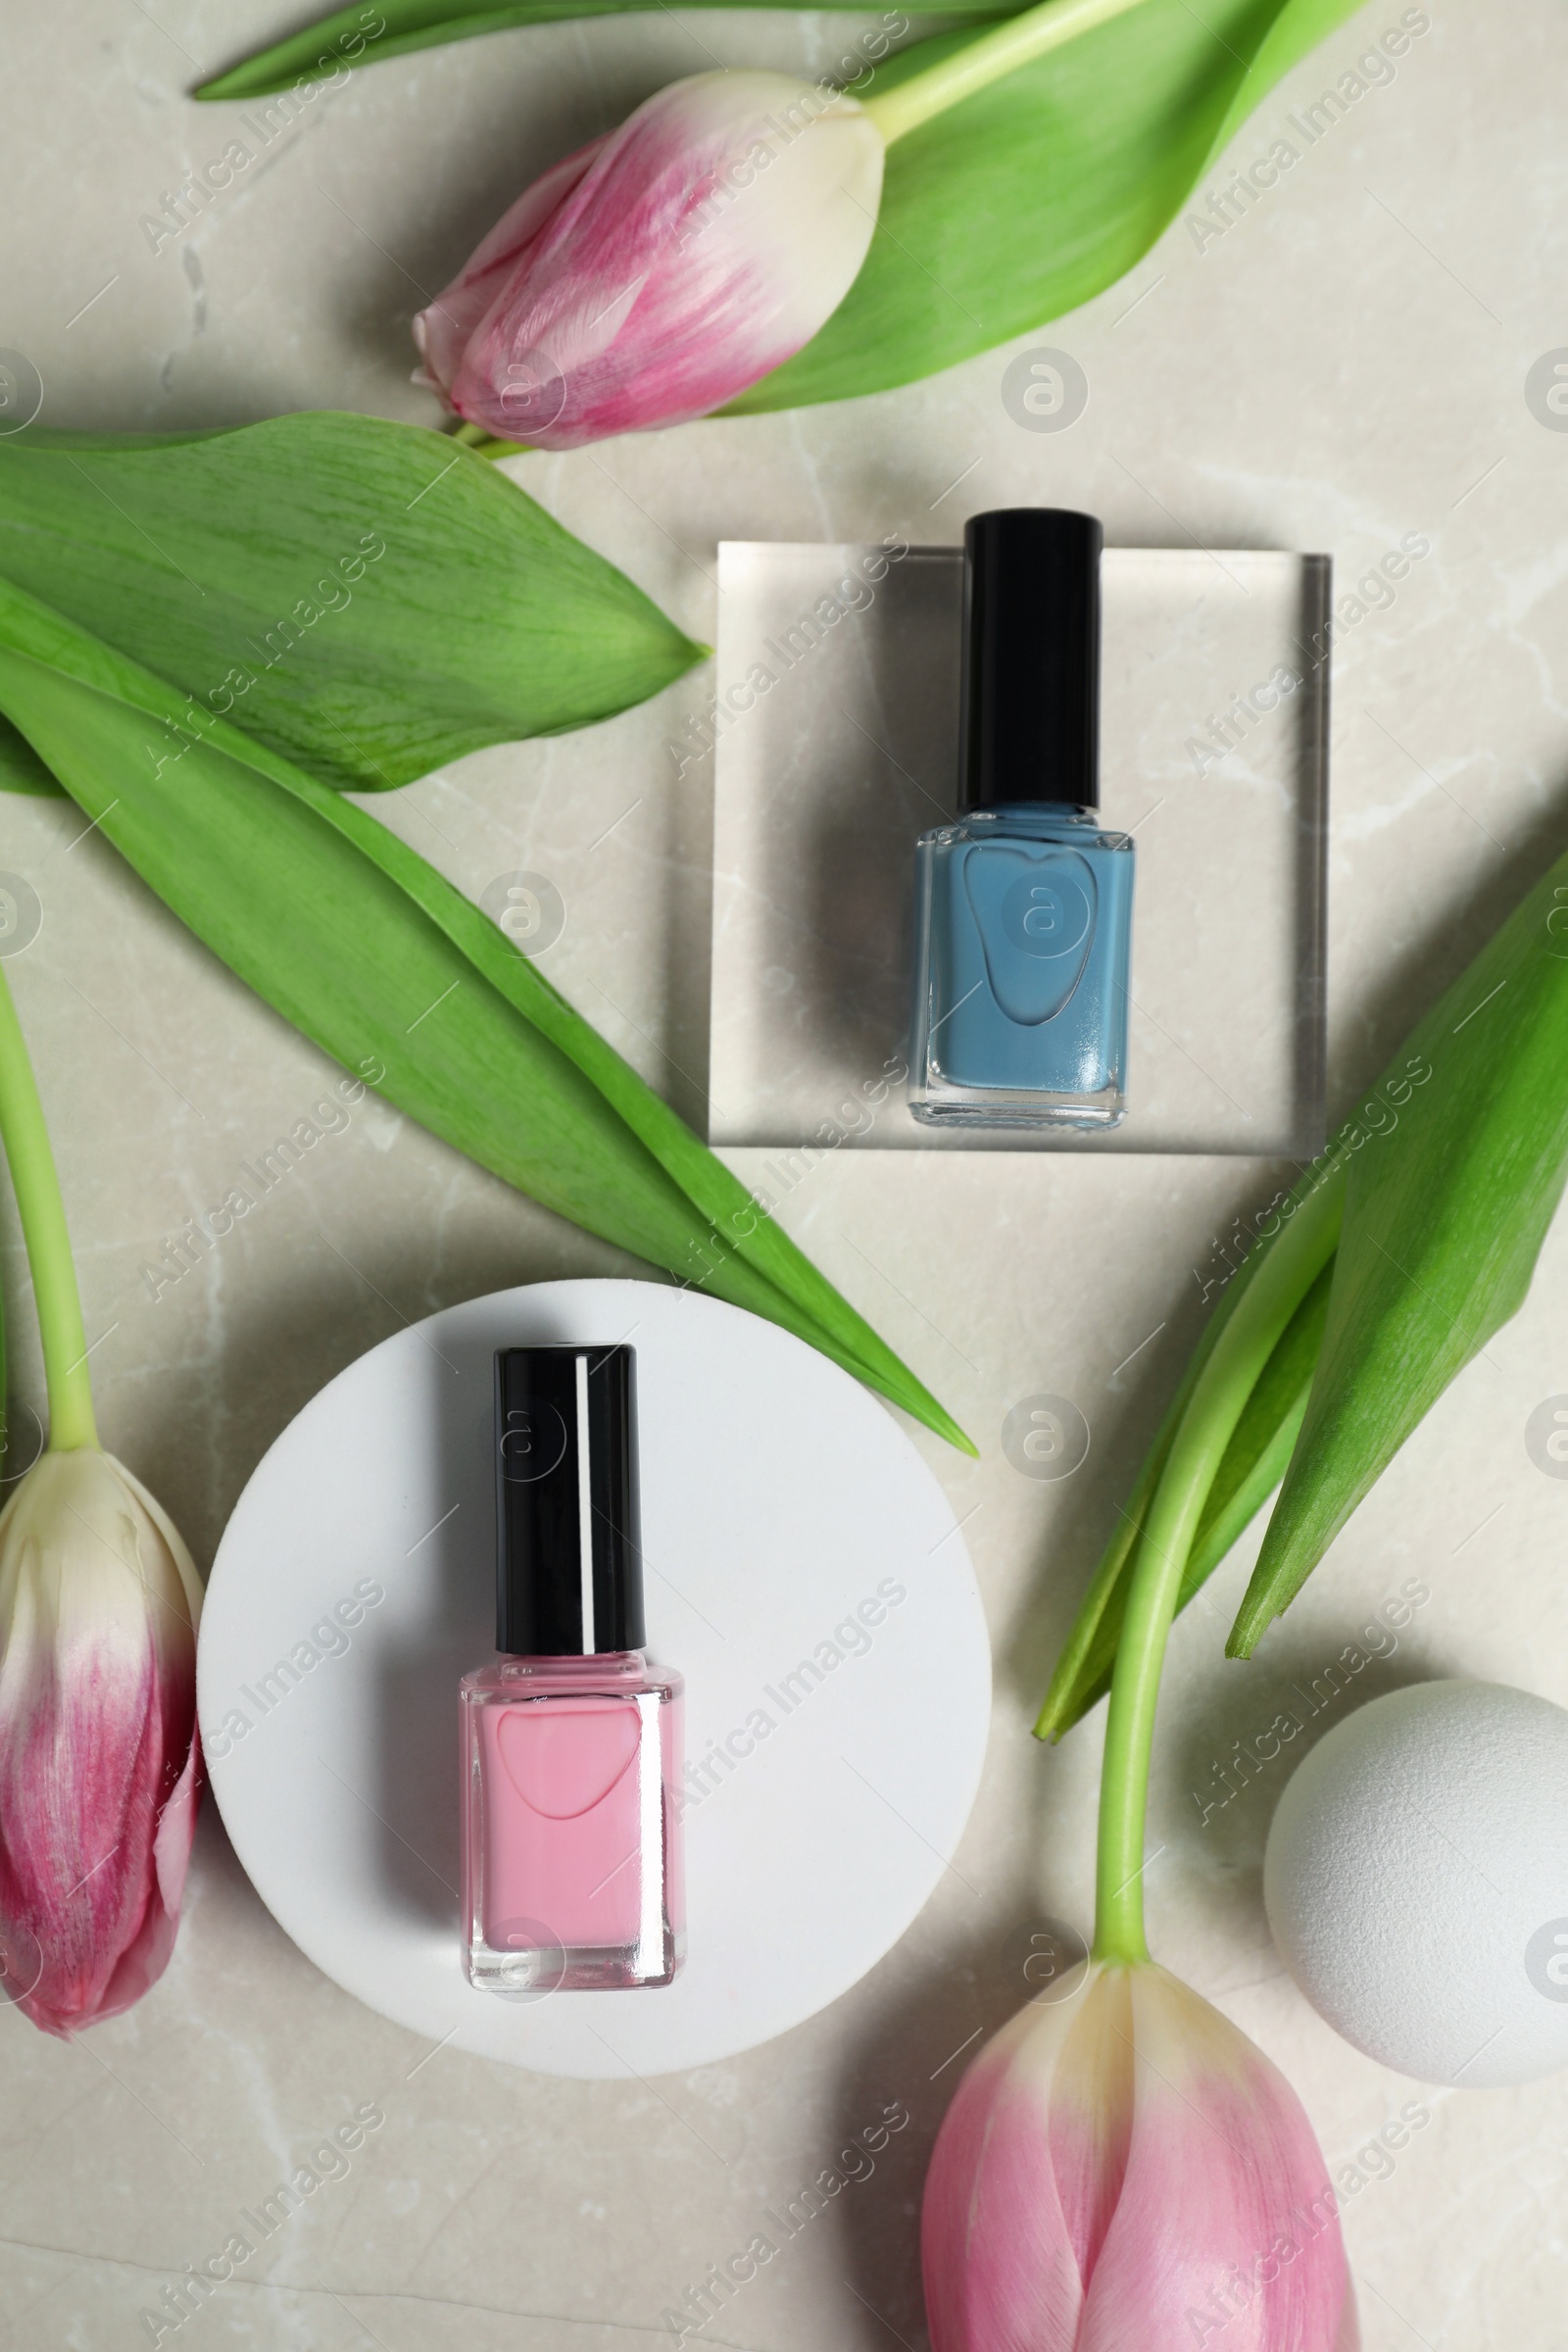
<box><xmin>413</xmin><ymin>69</ymin><xmax>884</xmax><ymax>449</ymax></box>
<box><xmin>923</xmin><ymin>1960</ymin><xmax>1358</xmax><ymax>2351</ymax></box>
<box><xmin>0</xmin><ymin>1448</ymin><xmax>203</xmax><ymax>2035</ymax></box>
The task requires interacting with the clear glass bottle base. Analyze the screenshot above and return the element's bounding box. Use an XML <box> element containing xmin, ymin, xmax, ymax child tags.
<box><xmin>911</xmin><ymin>1076</ymin><xmax>1126</xmax><ymax>1131</ymax></box>
<box><xmin>465</xmin><ymin>1924</ymin><xmax>684</xmax><ymax>1995</ymax></box>
<box><xmin>907</xmin><ymin>805</ymin><xmax>1134</xmax><ymax>1125</ymax></box>
<box><xmin>460</xmin><ymin>1649</ymin><xmax>685</xmax><ymax>1998</ymax></box>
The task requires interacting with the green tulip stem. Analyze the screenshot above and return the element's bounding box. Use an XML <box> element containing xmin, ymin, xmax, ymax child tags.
<box><xmin>1091</xmin><ymin>1166</ymin><xmax>1345</xmax><ymax>1966</ymax></box>
<box><xmin>450</xmin><ymin>421</ymin><xmax>532</xmax><ymax>462</ymax></box>
<box><xmin>0</xmin><ymin>961</ymin><xmax>98</xmax><ymax>1454</ymax></box>
<box><xmin>862</xmin><ymin>0</ymin><xmax>1150</xmax><ymax>146</ymax></box>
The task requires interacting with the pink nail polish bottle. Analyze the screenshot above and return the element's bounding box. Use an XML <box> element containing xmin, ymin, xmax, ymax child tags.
<box><xmin>461</xmin><ymin>1345</ymin><xmax>685</xmax><ymax>1993</ymax></box>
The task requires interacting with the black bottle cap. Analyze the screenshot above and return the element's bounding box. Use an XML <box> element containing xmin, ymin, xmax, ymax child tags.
<box><xmin>958</xmin><ymin>508</ymin><xmax>1102</xmax><ymax>812</ymax></box>
<box><xmin>494</xmin><ymin>1345</ymin><xmax>645</xmax><ymax>1656</ymax></box>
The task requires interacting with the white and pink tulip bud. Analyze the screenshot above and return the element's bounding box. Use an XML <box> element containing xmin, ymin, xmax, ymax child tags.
<box><xmin>413</xmin><ymin>69</ymin><xmax>884</xmax><ymax>449</ymax></box>
<box><xmin>0</xmin><ymin>1448</ymin><xmax>203</xmax><ymax>2035</ymax></box>
<box><xmin>923</xmin><ymin>1960</ymin><xmax>1358</xmax><ymax>2351</ymax></box>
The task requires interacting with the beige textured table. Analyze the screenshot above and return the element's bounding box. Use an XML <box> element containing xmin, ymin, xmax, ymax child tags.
<box><xmin>4</xmin><ymin>2</ymin><xmax>1567</xmax><ymax>2344</ymax></box>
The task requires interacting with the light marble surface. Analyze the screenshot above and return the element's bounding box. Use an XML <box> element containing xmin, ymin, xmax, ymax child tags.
<box><xmin>3</xmin><ymin>1</ymin><xmax>1568</xmax><ymax>2344</ymax></box>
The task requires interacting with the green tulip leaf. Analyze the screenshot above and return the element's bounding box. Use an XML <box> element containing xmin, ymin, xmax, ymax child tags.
<box><xmin>0</xmin><ymin>416</ymin><xmax>702</xmax><ymax>795</ymax></box>
<box><xmin>194</xmin><ymin>0</ymin><xmax>1008</xmax><ymax>99</ymax></box>
<box><xmin>734</xmin><ymin>0</ymin><xmax>1370</xmax><ymax>412</ymax></box>
<box><xmin>1230</xmin><ymin>858</ymin><xmax>1568</xmax><ymax>1655</ymax></box>
<box><xmin>1034</xmin><ymin>1260</ymin><xmax>1332</xmax><ymax>1740</ymax></box>
<box><xmin>1035</xmin><ymin>1235</ymin><xmax>1336</xmax><ymax>1741</ymax></box>
<box><xmin>1182</xmin><ymin>1259</ymin><xmax>1331</xmax><ymax>1604</ymax></box>
<box><xmin>1041</xmin><ymin>842</ymin><xmax>1568</xmax><ymax>1731</ymax></box>
<box><xmin>0</xmin><ymin>569</ymin><xmax>969</xmax><ymax>1452</ymax></box>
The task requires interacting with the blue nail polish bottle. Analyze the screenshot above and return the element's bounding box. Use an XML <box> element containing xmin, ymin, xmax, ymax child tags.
<box><xmin>908</xmin><ymin>509</ymin><xmax>1134</xmax><ymax>1130</ymax></box>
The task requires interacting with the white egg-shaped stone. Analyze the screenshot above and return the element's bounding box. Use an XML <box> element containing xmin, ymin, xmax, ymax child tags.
<box><xmin>1264</xmin><ymin>1679</ymin><xmax>1568</xmax><ymax>2087</ymax></box>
